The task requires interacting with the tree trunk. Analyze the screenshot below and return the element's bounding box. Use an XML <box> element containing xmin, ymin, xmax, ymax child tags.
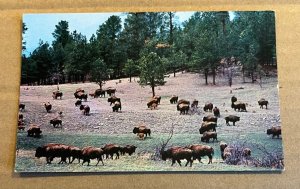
<box><xmin>129</xmin><ymin>75</ymin><xmax>132</xmax><ymax>82</ymax></box>
<box><xmin>204</xmin><ymin>69</ymin><xmax>208</xmax><ymax>85</ymax></box>
<box><xmin>251</xmin><ymin>71</ymin><xmax>255</xmax><ymax>83</ymax></box>
<box><xmin>99</xmin><ymin>82</ymin><xmax>102</xmax><ymax>90</ymax></box>
<box><xmin>174</xmin><ymin>69</ymin><xmax>176</xmax><ymax>77</ymax></box>
<box><xmin>242</xmin><ymin>68</ymin><xmax>245</xmax><ymax>83</ymax></box>
<box><xmin>212</xmin><ymin>68</ymin><xmax>216</xmax><ymax>85</ymax></box>
<box><xmin>151</xmin><ymin>85</ymin><xmax>155</xmax><ymax>97</ymax></box>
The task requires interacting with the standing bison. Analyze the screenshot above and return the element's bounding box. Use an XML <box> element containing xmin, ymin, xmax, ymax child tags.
<box><xmin>224</xmin><ymin>115</ymin><xmax>240</xmax><ymax>126</ymax></box>
<box><xmin>213</xmin><ymin>107</ymin><xmax>220</xmax><ymax>117</ymax></box>
<box><xmin>102</xmin><ymin>144</ymin><xmax>121</xmax><ymax>159</ymax></box>
<box><xmin>231</xmin><ymin>102</ymin><xmax>247</xmax><ymax>112</ymax></box>
<box><xmin>106</xmin><ymin>87</ymin><xmax>116</xmax><ymax>96</ymax></box>
<box><xmin>108</xmin><ymin>96</ymin><xmax>121</xmax><ymax>106</ymax></box>
<box><xmin>81</xmin><ymin>146</ymin><xmax>104</xmax><ymax>166</ymax></box>
<box><xmin>201</xmin><ymin>131</ymin><xmax>218</xmax><ymax>143</ymax></box>
<box><xmin>49</xmin><ymin>118</ymin><xmax>62</xmax><ymax>128</ymax></box>
<box><xmin>170</xmin><ymin>95</ymin><xmax>178</xmax><ymax>104</ymax></box>
<box><xmin>27</xmin><ymin>124</ymin><xmax>42</xmax><ymax>137</ymax></box>
<box><xmin>199</xmin><ymin>122</ymin><xmax>217</xmax><ymax>134</ymax></box>
<box><xmin>94</xmin><ymin>89</ymin><xmax>106</xmax><ymax>98</ymax></box>
<box><xmin>133</xmin><ymin>125</ymin><xmax>151</xmax><ymax>138</ymax></box>
<box><xmin>203</xmin><ymin>115</ymin><xmax>218</xmax><ymax>123</ymax></box>
<box><xmin>52</xmin><ymin>91</ymin><xmax>63</xmax><ymax>99</ymax></box>
<box><xmin>120</xmin><ymin>145</ymin><xmax>137</xmax><ymax>156</ymax></box>
<box><xmin>35</xmin><ymin>143</ymin><xmax>71</xmax><ymax>164</ymax></box>
<box><xmin>161</xmin><ymin>146</ymin><xmax>193</xmax><ymax>167</ymax></box>
<box><xmin>19</xmin><ymin>103</ymin><xmax>25</xmax><ymax>111</ymax></box>
<box><xmin>44</xmin><ymin>102</ymin><xmax>52</xmax><ymax>113</ymax></box>
<box><xmin>258</xmin><ymin>98</ymin><xmax>269</xmax><ymax>109</ymax></box>
<box><xmin>267</xmin><ymin>126</ymin><xmax>281</xmax><ymax>138</ymax></box>
<box><xmin>79</xmin><ymin>105</ymin><xmax>90</xmax><ymax>115</ymax></box>
<box><xmin>203</xmin><ymin>103</ymin><xmax>213</xmax><ymax>112</ymax></box>
<box><xmin>112</xmin><ymin>101</ymin><xmax>122</xmax><ymax>112</ymax></box>
<box><xmin>177</xmin><ymin>103</ymin><xmax>190</xmax><ymax>115</ymax></box>
<box><xmin>186</xmin><ymin>144</ymin><xmax>214</xmax><ymax>164</ymax></box>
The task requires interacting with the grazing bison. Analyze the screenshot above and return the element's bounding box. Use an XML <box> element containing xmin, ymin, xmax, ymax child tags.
<box><xmin>186</xmin><ymin>144</ymin><xmax>214</xmax><ymax>164</ymax></box>
<box><xmin>161</xmin><ymin>147</ymin><xmax>193</xmax><ymax>167</ymax></box>
<box><xmin>203</xmin><ymin>103</ymin><xmax>213</xmax><ymax>112</ymax></box>
<box><xmin>75</xmin><ymin>100</ymin><xmax>82</xmax><ymax>106</ymax></box>
<box><xmin>133</xmin><ymin>125</ymin><xmax>151</xmax><ymax>137</ymax></box>
<box><xmin>106</xmin><ymin>87</ymin><xmax>116</xmax><ymax>96</ymax></box>
<box><xmin>267</xmin><ymin>126</ymin><xmax>281</xmax><ymax>138</ymax></box>
<box><xmin>191</xmin><ymin>100</ymin><xmax>199</xmax><ymax>108</ymax></box>
<box><xmin>27</xmin><ymin>124</ymin><xmax>42</xmax><ymax>137</ymax></box>
<box><xmin>202</xmin><ymin>115</ymin><xmax>218</xmax><ymax>123</ymax></box>
<box><xmin>44</xmin><ymin>102</ymin><xmax>52</xmax><ymax>113</ymax></box>
<box><xmin>102</xmin><ymin>144</ymin><xmax>121</xmax><ymax>159</ymax></box>
<box><xmin>94</xmin><ymin>89</ymin><xmax>105</xmax><ymax>98</ymax></box>
<box><xmin>220</xmin><ymin>142</ymin><xmax>228</xmax><ymax>160</ymax></box>
<box><xmin>147</xmin><ymin>98</ymin><xmax>158</xmax><ymax>108</ymax></box>
<box><xmin>224</xmin><ymin>115</ymin><xmax>240</xmax><ymax>126</ymax></box>
<box><xmin>19</xmin><ymin>103</ymin><xmax>25</xmax><ymax>111</ymax></box>
<box><xmin>50</xmin><ymin>118</ymin><xmax>62</xmax><ymax>128</ymax></box>
<box><xmin>108</xmin><ymin>96</ymin><xmax>121</xmax><ymax>106</ymax></box>
<box><xmin>74</xmin><ymin>91</ymin><xmax>88</xmax><ymax>101</ymax></box>
<box><xmin>35</xmin><ymin>143</ymin><xmax>71</xmax><ymax>164</ymax></box>
<box><xmin>19</xmin><ymin>114</ymin><xmax>24</xmax><ymax>120</ymax></box>
<box><xmin>178</xmin><ymin>103</ymin><xmax>190</xmax><ymax>115</ymax></box>
<box><xmin>153</xmin><ymin>95</ymin><xmax>161</xmax><ymax>104</ymax></box>
<box><xmin>120</xmin><ymin>145</ymin><xmax>137</xmax><ymax>156</ymax></box>
<box><xmin>201</xmin><ymin>131</ymin><xmax>218</xmax><ymax>143</ymax></box>
<box><xmin>112</xmin><ymin>101</ymin><xmax>122</xmax><ymax>112</ymax></box>
<box><xmin>170</xmin><ymin>95</ymin><xmax>178</xmax><ymax>104</ymax></box>
<box><xmin>213</xmin><ymin>107</ymin><xmax>220</xmax><ymax>117</ymax></box>
<box><xmin>231</xmin><ymin>101</ymin><xmax>247</xmax><ymax>112</ymax></box>
<box><xmin>52</xmin><ymin>91</ymin><xmax>63</xmax><ymax>99</ymax></box>
<box><xmin>258</xmin><ymin>98</ymin><xmax>269</xmax><ymax>109</ymax></box>
<box><xmin>79</xmin><ymin>105</ymin><xmax>90</xmax><ymax>115</ymax></box>
<box><xmin>199</xmin><ymin>122</ymin><xmax>217</xmax><ymax>134</ymax></box>
<box><xmin>81</xmin><ymin>146</ymin><xmax>104</xmax><ymax>166</ymax></box>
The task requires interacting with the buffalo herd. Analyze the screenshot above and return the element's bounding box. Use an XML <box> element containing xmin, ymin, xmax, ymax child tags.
<box><xmin>18</xmin><ymin>84</ymin><xmax>281</xmax><ymax>168</ymax></box>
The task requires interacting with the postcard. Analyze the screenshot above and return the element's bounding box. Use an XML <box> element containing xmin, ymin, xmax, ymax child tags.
<box><xmin>15</xmin><ymin>11</ymin><xmax>283</xmax><ymax>172</ymax></box>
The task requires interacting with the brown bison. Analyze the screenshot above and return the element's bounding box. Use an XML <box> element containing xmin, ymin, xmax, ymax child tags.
<box><xmin>177</xmin><ymin>99</ymin><xmax>190</xmax><ymax>106</ymax></box>
<box><xmin>219</xmin><ymin>141</ymin><xmax>228</xmax><ymax>160</ymax></box>
<box><xmin>267</xmin><ymin>126</ymin><xmax>281</xmax><ymax>138</ymax></box>
<box><xmin>50</xmin><ymin>118</ymin><xmax>62</xmax><ymax>128</ymax></box>
<box><xmin>44</xmin><ymin>102</ymin><xmax>52</xmax><ymax>113</ymax></box>
<box><xmin>153</xmin><ymin>95</ymin><xmax>161</xmax><ymax>104</ymax></box>
<box><xmin>199</xmin><ymin>122</ymin><xmax>217</xmax><ymax>134</ymax></box>
<box><xmin>108</xmin><ymin>96</ymin><xmax>121</xmax><ymax>106</ymax></box>
<box><xmin>112</xmin><ymin>101</ymin><xmax>122</xmax><ymax>112</ymax></box>
<box><xmin>170</xmin><ymin>95</ymin><xmax>178</xmax><ymax>104</ymax></box>
<box><xmin>186</xmin><ymin>144</ymin><xmax>214</xmax><ymax>164</ymax></box>
<box><xmin>258</xmin><ymin>98</ymin><xmax>269</xmax><ymax>109</ymax></box>
<box><xmin>191</xmin><ymin>100</ymin><xmax>199</xmax><ymax>108</ymax></box>
<box><xmin>19</xmin><ymin>114</ymin><xmax>24</xmax><ymax>120</ymax></box>
<box><xmin>52</xmin><ymin>91</ymin><xmax>63</xmax><ymax>99</ymax></box>
<box><xmin>106</xmin><ymin>87</ymin><xmax>116</xmax><ymax>96</ymax></box>
<box><xmin>133</xmin><ymin>125</ymin><xmax>151</xmax><ymax>137</ymax></box>
<box><xmin>178</xmin><ymin>103</ymin><xmax>190</xmax><ymax>115</ymax></box>
<box><xmin>201</xmin><ymin>131</ymin><xmax>218</xmax><ymax>143</ymax></box>
<box><xmin>75</xmin><ymin>100</ymin><xmax>82</xmax><ymax>106</ymax></box>
<box><xmin>224</xmin><ymin>115</ymin><xmax>240</xmax><ymax>126</ymax></box>
<box><xmin>231</xmin><ymin>101</ymin><xmax>247</xmax><ymax>112</ymax></box>
<box><xmin>74</xmin><ymin>91</ymin><xmax>88</xmax><ymax>101</ymax></box>
<box><xmin>19</xmin><ymin>103</ymin><xmax>25</xmax><ymax>111</ymax></box>
<box><xmin>27</xmin><ymin>124</ymin><xmax>42</xmax><ymax>137</ymax></box>
<box><xmin>69</xmin><ymin>146</ymin><xmax>82</xmax><ymax>163</ymax></box>
<box><xmin>94</xmin><ymin>89</ymin><xmax>106</xmax><ymax>98</ymax></box>
<box><xmin>150</xmin><ymin>103</ymin><xmax>158</xmax><ymax>110</ymax></box>
<box><xmin>222</xmin><ymin>145</ymin><xmax>252</xmax><ymax>161</ymax></box>
<box><xmin>147</xmin><ymin>98</ymin><xmax>158</xmax><ymax>108</ymax></box>
<box><xmin>79</xmin><ymin>105</ymin><xmax>90</xmax><ymax>115</ymax></box>
<box><xmin>102</xmin><ymin>144</ymin><xmax>121</xmax><ymax>159</ymax></box>
<box><xmin>120</xmin><ymin>145</ymin><xmax>137</xmax><ymax>156</ymax></box>
<box><xmin>213</xmin><ymin>107</ymin><xmax>220</xmax><ymax>117</ymax></box>
<box><xmin>35</xmin><ymin>143</ymin><xmax>70</xmax><ymax>164</ymax></box>
<box><xmin>138</xmin><ymin>133</ymin><xmax>145</xmax><ymax>140</ymax></box>
<box><xmin>81</xmin><ymin>146</ymin><xmax>104</xmax><ymax>166</ymax></box>
<box><xmin>202</xmin><ymin>115</ymin><xmax>218</xmax><ymax>123</ymax></box>
<box><xmin>203</xmin><ymin>103</ymin><xmax>213</xmax><ymax>112</ymax></box>
<box><xmin>161</xmin><ymin>146</ymin><xmax>193</xmax><ymax>167</ymax></box>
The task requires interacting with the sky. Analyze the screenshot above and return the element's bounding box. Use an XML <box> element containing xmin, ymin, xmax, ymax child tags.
<box><xmin>23</xmin><ymin>12</ymin><xmax>196</xmax><ymax>55</ymax></box>
<box><xmin>23</xmin><ymin>12</ymin><xmax>234</xmax><ymax>55</ymax></box>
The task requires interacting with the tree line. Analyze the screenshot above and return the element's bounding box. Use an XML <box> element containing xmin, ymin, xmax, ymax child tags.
<box><xmin>22</xmin><ymin>11</ymin><xmax>276</xmax><ymax>95</ymax></box>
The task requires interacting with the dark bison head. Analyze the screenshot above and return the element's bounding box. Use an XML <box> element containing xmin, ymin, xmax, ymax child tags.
<box><xmin>267</xmin><ymin>129</ymin><xmax>273</xmax><ymax>135</ymax></box>
<box><xmin>50</xmin><ymin>120</ymin><xmax>54</xmax><ymax>124</ymax></box>
<box><xmin>161</xmin><ymin>150</ymin><xmax>168</xmax><ymax>161</ymax></box>
<box><xmin>201</xmin><ymin>137</ymin><xmax>205</xmax><ymax>142</ymax></box>
<box><xmin>35</xmin><ymin>147</ymin><xmax>46</xmax><ymax>158</ymax></box>
<box><xmin>79</xmin><ymin>105</ymin><xmax>85</xmax><ymax>110</ymax></box>
<box><xmin>236</xmin><ymin>116</ymin><xmax>240</xmax><ymax>121</ymax></box>
<box><xmin>132</xmin><ymin>127</ymin><xmax>139</xmax><ymax>134</ymax></box>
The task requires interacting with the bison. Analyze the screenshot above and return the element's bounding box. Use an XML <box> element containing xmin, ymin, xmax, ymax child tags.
<box><xmin>50</xmin><ymin>118</ymin><xmax>62</xmax><ymax>128</ymax></box>
<box><xmin>19</xmin><ymin>103</ymin><xmax>25</xmax><ymax>111</ymax></box>
<box><xmin>35</xmin><ymin>143</ymin><xmax>71</xmax><ymax>164</ymax></box>
<box><xmin>108</xmin><ymin>96</ymin><xmax>121</xmax><ymax>106</ymax></box>
<box><xmin>231</xmin><ymin>101</ymin><xmax>247</xmax><ymax>112</ymax></box>
<box><xmin>147</xmin><ymin>98</ymin><xmax>158</xmax><ymax>108</ymax></box>
<box><xmin>44</xmin><ymin>102</ymin><xmax>52</xmax><ymax>113</ymax></box>
<box><xmin>27</xmin><ymin>124</ymin><xmax>42</xmax><ymax>137</ymax></box>
<box><xmin>178</xmin><ymin>103</ymin><xmax>190</xmax><ymax>115</ymax></box>
<box><xmin>106</xmin><ymin>87</ymin><xmax>116</xmax><ymax>96</ymax></box>
<box><xmin>258</xmin><ymin>98</ymin><xmax>269</xmax><ymax>109</ymax></box>
<box><xmin>170</xmin><ymin>95</ymin><xmax>178</xmax><ymax>104</ymax></box>
<box><xmin>177</xmin><ymin>99</ymin><xmax>190</xmax><ymax>107</ymax></box>
<box><xmin>19</xmin><ymin>114</ymin><xmax>24</xmax><ymax>120</ymax></box>
<box><xmin>219</xmin><ymin>141</ymin><xmax>228</xmax><ymax>160</ymax></box>
<box><xmin>213</xmin><ymin>107</ymin><xmax>220</xmax><ymax>117</ymax></box>
<box><xmin>153</xmin><ymin>95</ymin><xmax>161</xmax><ymax>104</ymax></box>
<box><xmin>202</xmin><ymin>115</ymin><xmax>217</xmax><ymax>123</ymax></box>
<box><xmin>52</xmin><ymin>91</ymin><xmax>63</xmax><ymax>99</ymax></box>
<box><xmin>199</xmin><ymin>122</ymin><xmax>217</xmax><ymax>134</ymax></box>
<box><xmin>75</xmin><ymin>100</ymin><xmax>82</xmax><ymax>106</ymax></box>
<box><xmin>191</xmin><ymin>100</ymin><xmax>199</xmax><ymax>108</ymax></box>
<box><xmin>81</xmin><ymin>146</ymin><xmax>104</xmax><ymax>166</ymax></box>
<box><xmin>224</xmin><ymin>115</ymin><xmax>240</xmax><ymax>126</ymax></box>
<box><xmin>203</xmin><ymin>103</ymin><xmax>213</xmax><ymax>112</ymax></box>
<box><xmin>112</xmin><ymin>101</ymin><xmax>122</xmax><ymax>112</ymax></box>
<box><xmin>231</xmin><ymin>96</ymin><xmax>237</xmax><ymax>105</ymax></box>
<box><xmin>150</xmin><ymin>103</ymin><xmax>158</xmax><ymax>110</ymax></box>
<box><xmin>138</xmin><ymin>133</ymin><xmax>145</xmax><ymax>140</ymax></box>
<box><xmin>120</xmin><ymin>145</ymin><xmax>137</xmax><ymax>156</ymax></box>
<box><xmin>69</xmin><ymin>146</ymin><xmax>82</xmax><ymax>163</ymax></box>
<box><xmin>161</xmin><ymin>146</ymin><xmax>193</xmax><ymax>167</ymax></box>
<box><xmin>133</xmin><ymin>125</ymin><xmax>151</xmax><ymax>137</ymax></box>
<box><xmin>94</xmin><ymin>89</ymin><xmax>105</xmax><ymax>98</ymax></box>
<box><xmin>201</xmin><ymin>131</ymin><xmax>218</xmax><ymax>143</ymax></box>
<box><xmin>102</xmin><ymin>144</ymin><xmax>121</xmax><ymax>159</ymax></box>
<box><xmin>267</xmin><ymin>126</ymin><xmax>281</xmax><ymax>138</ymax></box>
<box><xmin>74</xmin><ymin>91</ymin><xmax>88</xmax><ymax>101</ymax></box>
<box><xmin>186</xmin><ymin>144</ymin><xmax>214</xmax><ymax>164</ymax></box>
<box><xmin>79</xmin><ymin>105</ymin><xmax>90</xmax><ymax>115</ymax></box>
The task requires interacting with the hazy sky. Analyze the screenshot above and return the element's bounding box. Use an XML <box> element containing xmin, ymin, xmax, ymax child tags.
<box><xmin>23</xmin><ymin>12</ymin><xmax>196</xmax><ymax>55</ymax></box>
